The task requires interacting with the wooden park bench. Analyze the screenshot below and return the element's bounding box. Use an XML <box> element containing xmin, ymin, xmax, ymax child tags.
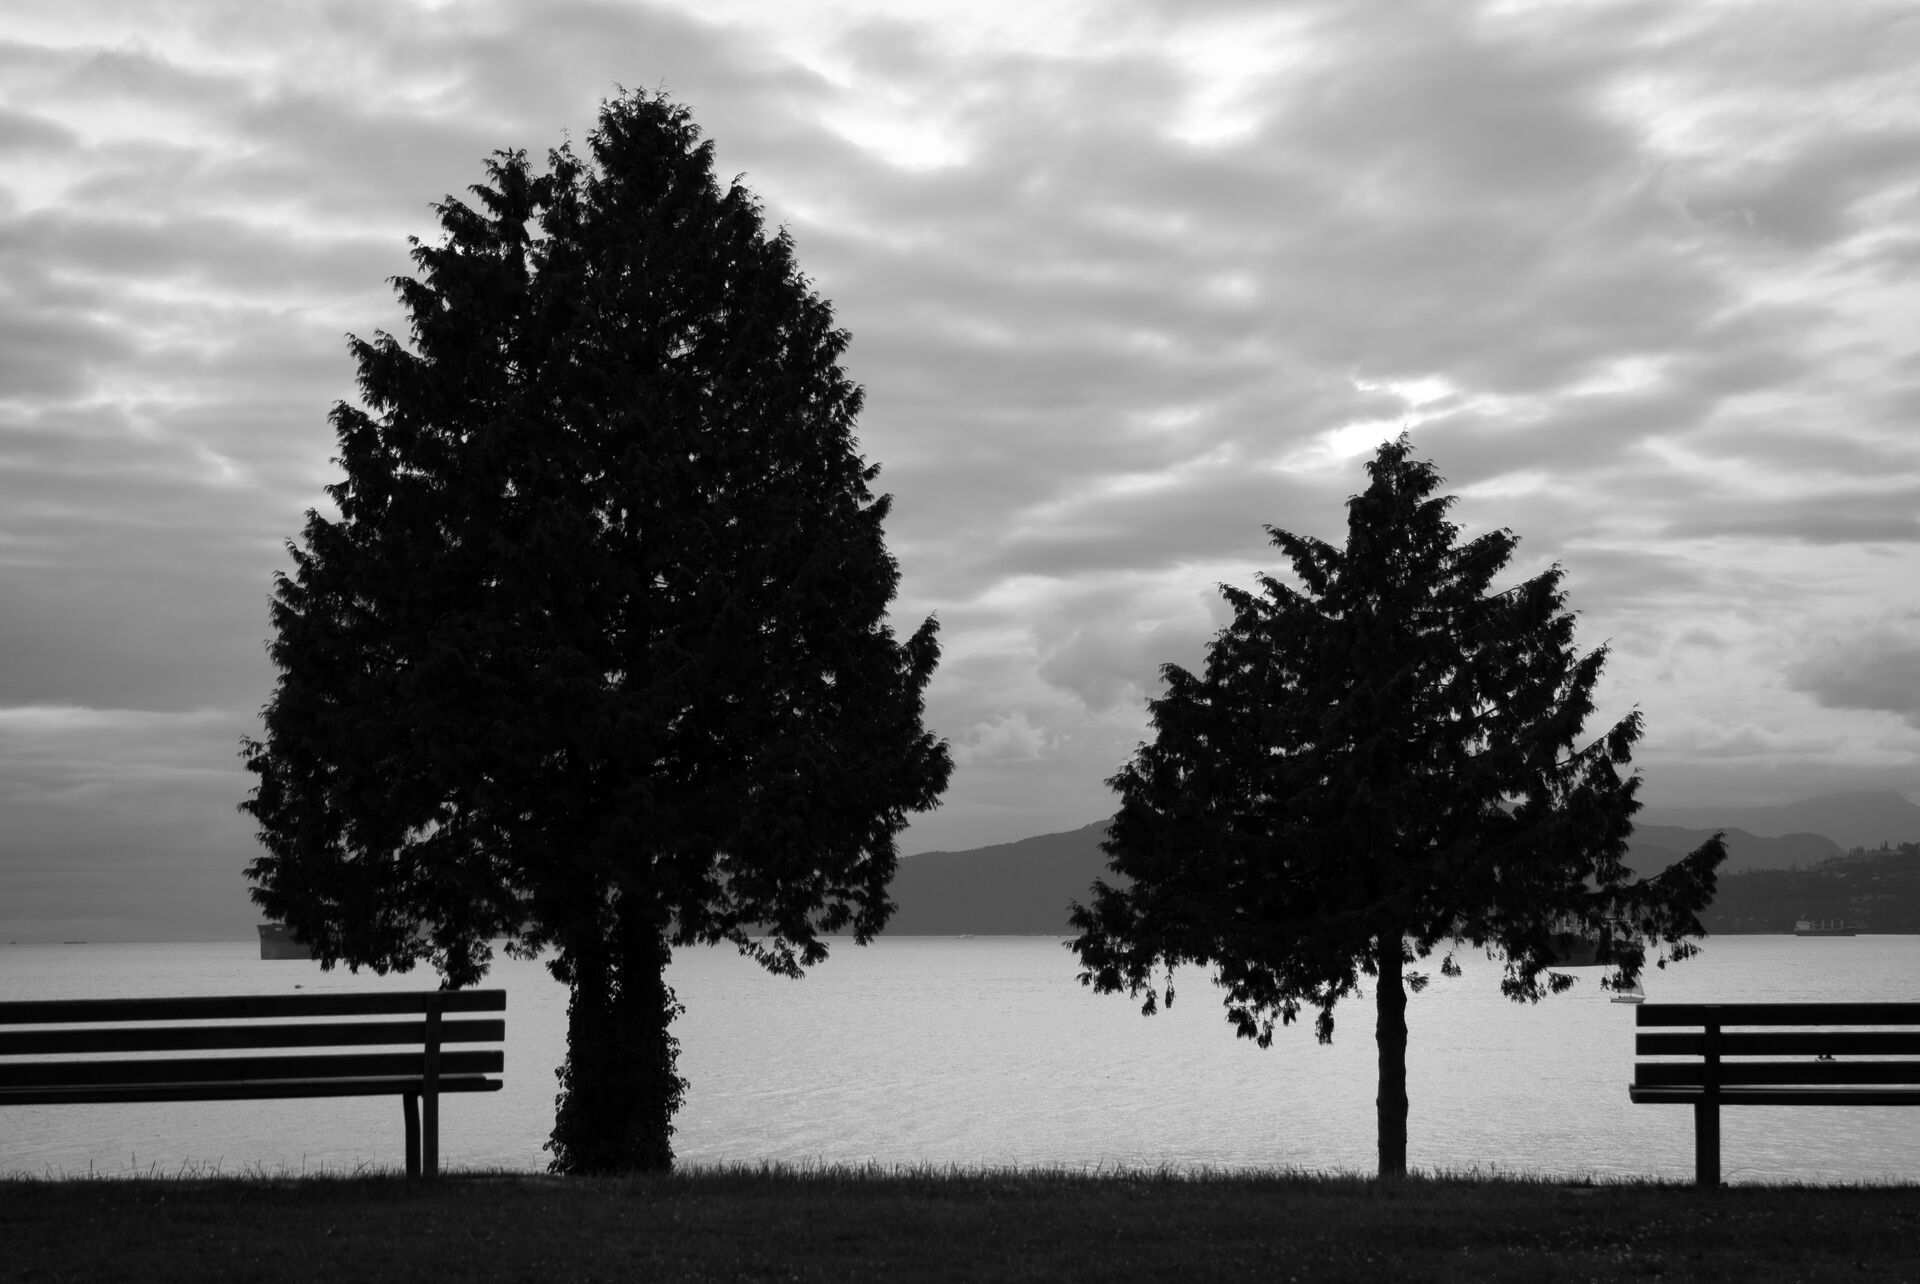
<box><xmin>1630</xmin><ymin>1002</ymin><xmax>1920</xmax><ymax>1186</ymax></box>
<box><xmin>0</xmin><ymin>990</ymin><xmax>504</xmax><ymax>1178</ymax></box>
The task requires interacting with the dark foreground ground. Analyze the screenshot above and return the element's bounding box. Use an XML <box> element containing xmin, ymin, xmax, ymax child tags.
<box><xmin>5</xmin><ymin>1165</ymin><xmax>1918</xmax><ymax>1283</ymax></box>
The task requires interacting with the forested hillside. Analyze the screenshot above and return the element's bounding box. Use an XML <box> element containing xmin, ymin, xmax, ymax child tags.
<box><xmin>886</xmin><ymin>822</ymin><xmax>1113</xmax><ymax>934</ymax></box>
<box><xmin>885</xmin><ymin>822</ymin><xmax>1920</xmax><ymax>937</ymax></box>
<box><xmin>1701</xmin><ymin>844</ymin><xmax>1920</xmax><ymax>934</ymax></box>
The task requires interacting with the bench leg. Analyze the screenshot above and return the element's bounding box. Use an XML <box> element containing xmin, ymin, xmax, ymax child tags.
<box><xmin>423</xmin><ymin>1086</ymin><xmax>438</xmax><ymax>1180</ymax></box>
<box><xmin>403</xmin><ymin>1091</ymin><xmax>421</xmax><ymax>1179</ymax></box>
<box><xmin>1693</xmin><ymin>1098</ymin><xmax>1720</xmax><ymax>1188</ymax></box>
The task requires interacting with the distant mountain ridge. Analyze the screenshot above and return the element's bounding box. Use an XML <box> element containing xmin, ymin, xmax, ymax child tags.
<box><xmin>1637</xmin><ymin>791</ymin><xmax>1920</xmax><ymax>853</ymax></box>
<box><xmin>1627</xmin><ymin>826</ymin><xmax>1840</xmax><ymax>877</ymax></box>
<box><xmin>887</xmin><ymin>821</ymin><xmax>1114</xmax><ymax>935</ymax></box>
<box><xmin>884</xmin><ymin>792</ymin><xmax>1920</xmax><ymax>935</ymax></box>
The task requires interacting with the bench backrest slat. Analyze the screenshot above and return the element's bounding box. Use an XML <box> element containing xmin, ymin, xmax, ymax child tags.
<box><xmin>0</xmin><ymin>1049</ymin><xmax>503</xmax><ymax>1091</ymax></box>
<box><xmin>1638</xmin><ymin>1030</ymin><xmax>1920</xmax><ymax>1057</ymax></box>
<box><xmin>0</xmin><ymin>1018</ymin><xmax>505</xmax><ymax>1059</ymax></box>
<box><xmin>0</xmin><ymin>991</ymin><xmax>505</xmax><ymax>1025</ymax></box>
<box><xmin>1637</xmin><ymin>1002</ymin><xmax>1920</xmax><ymax>1027</ymax></box>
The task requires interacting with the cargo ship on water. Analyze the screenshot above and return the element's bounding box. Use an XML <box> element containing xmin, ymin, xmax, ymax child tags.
<box><xmin>257</xmin><ymin>923</ymin><xmax>312</xmax><ymax>959</ymax></box>
<box><xmin>1793</xmin><ymin>918</ymin><xmax>1857</xmax><ymax>937</ymax></box>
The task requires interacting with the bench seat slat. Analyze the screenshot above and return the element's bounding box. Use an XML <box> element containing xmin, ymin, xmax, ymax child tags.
<box><xmin>1637</xmin><ymin>1030</ymin><xmax>1920</xmax><ymax>1057</ymax></box>
<box><xmin>1636</xmin><ymin>1060</ymin><xmax>1920</xmax><ymax>1088</ymax></box>
<box><xmin>0</xmin><ymin>1049</ymin><xmax>502</xmax><ymax>1091</ymax></box>
<box><xmin>0</xmin><ymin>1019</ymin><xmax>505</xmax><ymax>1058</ymax></box>
<box><xmin>0</xmin><ymin>991</ymin><xmax>506</xmax><ymax>1025</ymax></box>
<box><xmin>0</xmin><ymin>1076</ymin><xmax>503</xmax><ymax>1107</ymax></box>
<box><xmin>1630</xmin><ymin>1086</ymin><xmax>1920</xmax><ymax>1107</ymax></box>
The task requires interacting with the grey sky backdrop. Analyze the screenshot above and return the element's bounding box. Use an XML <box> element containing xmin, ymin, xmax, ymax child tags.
<box><xmin>3</xmin><ymin>0</ymin><xmax>1918</xmax><ymax>941</ymax></box>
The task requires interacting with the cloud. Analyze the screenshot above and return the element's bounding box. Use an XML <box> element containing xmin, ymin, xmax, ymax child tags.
<box><xmin>0</xmin><ymin>705</ymin><xmax>258</xmax><ymax>941</ymax></box>
<box><xmin>2</xmin><ymin>0</ymin><xmax>1919</xmax><ymax>928</ymax></box>
<box><xmin>1034</xmin><ymin>584</ymin><xmax>1222</xmax><ymax>713</ymax></box>
<box><xmin>1666</xmin><ymin>496</ymin><xmax>1920</xmax><ymax>545</ymax></box>
<box><xmin>0</xmin><ymin>104</ymin><xmax>76</xmax><ymax>152</ymax></box>
<box><xmin>1787</xmin><ymin>611</ymin><xmax>1920</xmax><ymax>729</ymax></box>
<box><xmin>1550</xmin><ymin>546</ymin><xmax>1715</xmax><ymax>616</ymax></box>
<box><xmin>952</xmin><ymin>709</ymin><xmax>1052</xmax><ymax>765</ymax></box>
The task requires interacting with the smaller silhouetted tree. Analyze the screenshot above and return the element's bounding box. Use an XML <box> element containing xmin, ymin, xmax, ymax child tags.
<box><xmin>1070</xmin><ymin>435</ymin><xmax>1724</xmax><ymax>1179</ymax></box>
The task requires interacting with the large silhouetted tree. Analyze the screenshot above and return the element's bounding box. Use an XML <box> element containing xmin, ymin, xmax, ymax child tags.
<box><xmin>1070</xmin><ymin>436</ymin><xmax>1723</xmax><ymax>1179</ymax></box>
<box><xmin>241</xmin><ymin>91</ymin><xmax>951</xmax><ymax>1173</ymax></box>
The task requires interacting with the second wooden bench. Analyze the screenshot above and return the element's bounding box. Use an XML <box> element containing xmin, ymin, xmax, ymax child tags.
<box><xmin>0</xmin><ymin>989</ymin><xmax>505</xmax><ymax>1178</ymax></box>
<box><xmin>1629</xmin><ymin>1001</ymin><xmax>1920</xmax><ymax>1186</ymax></box>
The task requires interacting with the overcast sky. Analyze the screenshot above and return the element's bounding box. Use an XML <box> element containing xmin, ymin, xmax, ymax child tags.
<box><xmin>3</xmin><ymin>0</ymin><xmax>1918</xmax><ymax>941</ymax></box>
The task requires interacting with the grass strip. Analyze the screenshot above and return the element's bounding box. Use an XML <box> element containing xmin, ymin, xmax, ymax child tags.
<box><xmin>4</xmin><ymin>1163</ymin><xmax>1919</xmax><ymax>1282</ymax></box>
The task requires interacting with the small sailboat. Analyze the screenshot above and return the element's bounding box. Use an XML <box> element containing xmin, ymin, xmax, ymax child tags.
<box><xmin>1611</xmin><ymin>979</ymin><xmax>1646</xmax><ymax>1004</ymax></box>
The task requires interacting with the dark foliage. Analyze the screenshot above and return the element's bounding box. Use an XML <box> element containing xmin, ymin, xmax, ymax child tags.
<box><xmin>241</xmin><ymin>90</ymin><xmax>951</xmax><ymax>1173</ymax></box>
<box><xmin>1070</xmin><ymin>436</ymin><xmax>1724</xmax><ymax>1177</ymax></box>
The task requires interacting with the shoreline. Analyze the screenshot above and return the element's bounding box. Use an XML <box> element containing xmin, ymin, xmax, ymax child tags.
<box><xmin>8</xmin><ymin>1158</ymin><xmax>1920</xmax><ymax>1186</ymax></box>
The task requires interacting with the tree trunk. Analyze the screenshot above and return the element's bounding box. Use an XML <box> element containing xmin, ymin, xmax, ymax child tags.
<box><xmin>1375</xmin><ymin>931</ymin><xmax>1409</xmax><ymax>1180</ymax></box>
<box><xmin>547</xmin><ymin>891</ymin><xmax>687</xmax><ymax>1173</ymax></box>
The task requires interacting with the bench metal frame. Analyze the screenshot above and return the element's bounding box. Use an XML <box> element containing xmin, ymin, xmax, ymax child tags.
<box><xmin>0</xmin><ymin>990</ymin><xmax>505</xmax><ymax>1178</ymax></box>
<box><xmin>1630</xmin><ymin>1001</ymin><xmax>1920</xmax><ymax>1186</ymax></box>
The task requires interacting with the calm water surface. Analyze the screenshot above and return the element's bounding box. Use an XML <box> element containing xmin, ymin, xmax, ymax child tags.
<box><xmin>3</xmin><ymin>935</ymin><xmax>1916</xmax><ymax>1183</ymax></box>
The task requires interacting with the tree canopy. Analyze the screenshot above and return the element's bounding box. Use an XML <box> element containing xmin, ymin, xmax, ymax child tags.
<box><xmin>1069</xmin><ymin>435</ymin><xmax>1724</xmax><ymax>1178</ymax></box>
<box><xmin>240</xmin><ymin>90</ymin><xmax>952</xmax><ymax>1172</ymax></box>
